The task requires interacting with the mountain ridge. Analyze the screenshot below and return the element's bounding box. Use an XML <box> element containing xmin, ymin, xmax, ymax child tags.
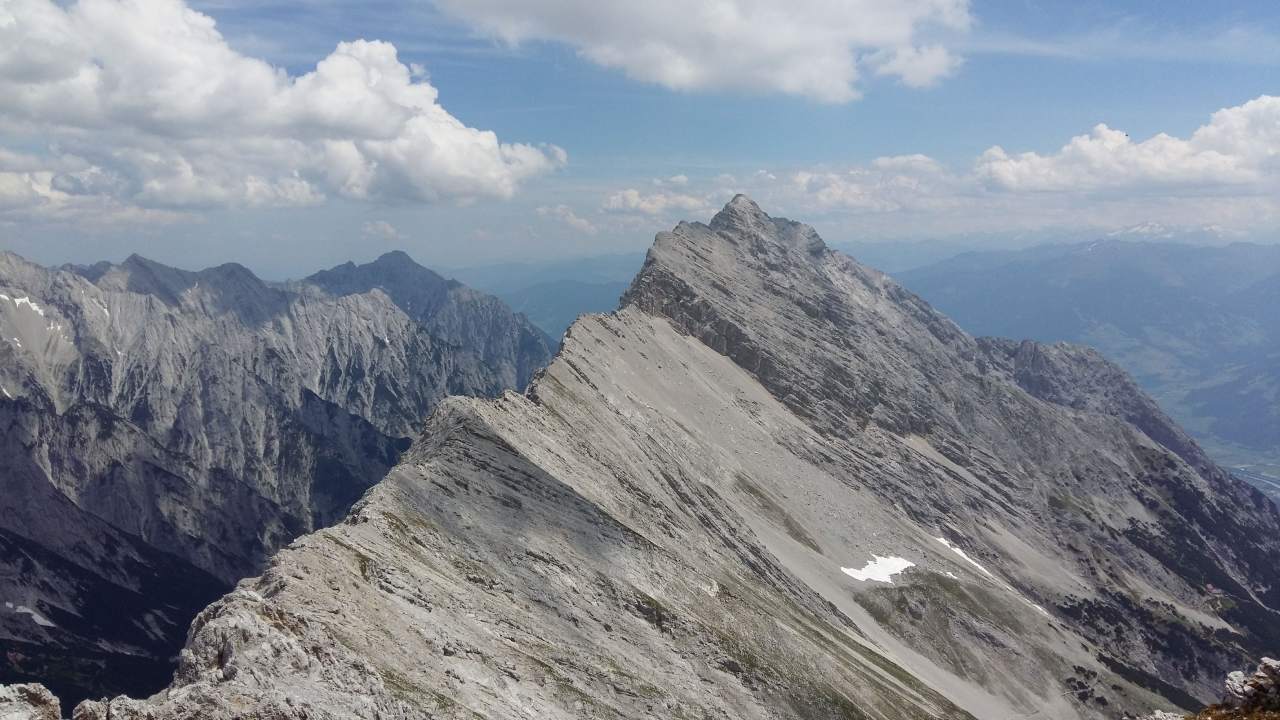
<box><xmin>894</xmin><ymin>238</ymin><xmax>1280</xmax><ymax>495</ymax></box>
<box><xmin>47</xmin><ymin>197</ymin><xmax>1279</xmax><ymax>720</ymax></box>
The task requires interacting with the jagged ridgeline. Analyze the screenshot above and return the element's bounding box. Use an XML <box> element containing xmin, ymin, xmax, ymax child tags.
<box><xmin>9</xmin><ymin>197</ymin><xmax>1280</xmax><ymax>720</ymax></box>
<box><xmin>0</xmin><ymin>251</ymin><xmax>553</xmax><ymax>707</ymax></box>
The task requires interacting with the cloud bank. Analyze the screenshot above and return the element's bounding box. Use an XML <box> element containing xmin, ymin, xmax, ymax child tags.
<box><xmin>976</xmin><ymin>95</ymin><xmax>1279</xmax><ymax>192</ymax></box>
<box><xmin>0</xmin><ymin>0</ymin><xmax>565</xmax><ymax>222</ymax></box>
<box><xmin>595</xmin><ymin>95</ymin><xmax>1280</xmax><ymax>239</ymax></box>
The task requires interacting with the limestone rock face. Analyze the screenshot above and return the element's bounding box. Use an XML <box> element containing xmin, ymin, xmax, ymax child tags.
<box><xmin>27</xmin><ymin>198</ymin><xmax>1280</xmax><ymax>719</ymax></box>
<box><xmin>1222</xmin><ymin>658</ymin><xmax>1280</xmax><ymax>710</ymax></box>
<box><xmin>0</xmin><ymin>684</ymin><xmax>59</xmax><ymax>720</ymax></box>
<box><xmin>0</xmin><ymin>251</ymin><xmax>552</xmax><ymax>706</ymax></box>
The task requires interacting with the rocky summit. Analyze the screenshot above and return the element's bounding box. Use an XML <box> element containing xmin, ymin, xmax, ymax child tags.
<box><xmin>0</xmin><ymin>251</ymin><xmax>552</xmax><ymax>706</ymax></box>
<box><xmin>17</xmin><ymin>197</ymin><xmax>1280</xmax><ymax>720</ymax></box>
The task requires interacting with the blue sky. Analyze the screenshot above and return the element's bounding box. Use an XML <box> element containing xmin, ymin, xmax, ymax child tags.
<box><xmin>1</xmin><ymin>0</ymin><xmax>1277</xmax><ymax>276</ymax></box>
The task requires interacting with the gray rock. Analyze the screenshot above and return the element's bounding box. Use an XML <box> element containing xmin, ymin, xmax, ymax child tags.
<box><xmin>1223</xmin><ymin>658</ymin><xmax>1280</xmax><ymax>710</ymax></box>
<box><xmin>0</xmin><ymin>250</ymin><xmax>552</xmax><ymax>704</ymax></box>
<box><xmin>0</xmin><ymin>684</ymin><xmax>59</xmax><ymax>720</ymax></box>
<box><xmin>1225</xmin><ymin>670</ymin><xmax>1251</xmax><ymax>706</ymax></box>
<box><xmin>24</xmin><ymin>198</ymin><xmax>1280</xmax><ymax>719</ymax></box>
<box><xmin>894</xmin><ymin>238</ymin><xmax>1280</xmax><ymax>489</ymax></box>
<box><xmin>1129</xmin><ymin>712</ymin><xmax>1185</xmax><ymax>720</ymax></box>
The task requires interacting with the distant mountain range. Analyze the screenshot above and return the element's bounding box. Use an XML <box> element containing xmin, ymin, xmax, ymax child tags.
<box><xmin>0</xmin><ymin>250</ymin><xmax>552</xmax><ymax>706</ymax></box>
<box><xmin>447</xmin><ymin>254</ymin><xmax>642</xmax><ymax>340</ymax></box>
<box><xmin>895</xmin><ymin>239</ymin><xmax>1280</xmax><ymax>499</ymax></box>
<box><xmin>832</xmin><ymin>223</ymin><xmax>1245</xmax><ymax>275</ymax></box>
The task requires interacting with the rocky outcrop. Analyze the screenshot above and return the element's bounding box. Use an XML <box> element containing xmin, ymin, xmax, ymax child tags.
<box><xmin>0</xmin><ymin>251</ymin><xmax>552</xmax><ymax>706</ymax></box>
<box><xmin>1223</xmin><ymin>658</ymin><xmax>1280</xmax><ymax>711</ymax></box>
<box><xmin>23</xmin><ymin>198</ymin><xmax>1280</xmax><ymax>719</ymax></box>
<box><xmin>0</xmin><ymin>684</ymin><xmax>58</xmax><ymax>720</ymax></box>
<box><xmin>1132</xmin><ymin>658</ymin><xmax>1280</xmax><ymax>719</ymax></box>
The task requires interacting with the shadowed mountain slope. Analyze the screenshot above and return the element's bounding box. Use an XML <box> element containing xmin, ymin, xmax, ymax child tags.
<box><xmin>0</xmin><ymin>250</ymin><xmax>552</xmax><ymax>706</ymax></box>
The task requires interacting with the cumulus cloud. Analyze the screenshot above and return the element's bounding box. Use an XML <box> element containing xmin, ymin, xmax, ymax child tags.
<box><xmin>791</xmin><ymin>155</ymin><xmax>960</xmax><ymax>212</ymax></box>
<box><xmin>0</xmin><ymin>0</ymin><xmax>565</xmax><ymax>220</ymax></box>
<box><xmin>537</xmin><ymin>204</ymin><xmax>597</xmax><ymax>234</ymax></box>
<box><xmin>976</xmin><ymin>95</ymin><xmax>1279</xmax><ymax>192</ymax></box>
<box><xmin>656</xmin><ymin>95</ymin><xmax>1280</xmax><ymax>240</ymax></box>
<box><xmin>602</xmin><ymin>188</ymin><xmax>713</xmax><ymax>216</ymax></box>
<box><xmin>433</xmin><ymin>0</ymin><xmax>971</xmax><ymax>103</ymax></box>
<box><xmin>0</xmin><ymin>168</ymin><xmax>185</xmax><ymax>225</ymax></box>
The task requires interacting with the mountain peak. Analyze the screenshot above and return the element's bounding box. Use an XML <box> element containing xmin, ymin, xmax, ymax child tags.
<box><xmin>710</xmin><ymin>193</ymin><xmax>767</xmax><ymax>226</ymax></box>
<box><xmin>372</xmin><ymin>250</ymin><xmax>419</xmax><ymax>267</ymax></box>
<box><xmin>108</xmin><ymin>254</ymin><xmax>197</xmax><ymax>304</ymax></box>
<box><xmin>200</xmin><ymin>261</ymin><xmax>262</xmax><ymax>285</ymax></box>
<box><xmin>707</xmin><ymin>194</ymin><xmax>789</xmax><ymax>243</ymax></box>
<box><xmin>703</xmin><ymin>196</ymin><xmax>827</xmax><ymax>260</ymax></box>
<box><xmin>626</xmin><ymin>200</ymin><xmax>830</xmax><ymax>317</ymax></box>
<box><xmin>304</xmin><ymin>252</ymin><xmax>449</xmax><ymax>305</ymax></box>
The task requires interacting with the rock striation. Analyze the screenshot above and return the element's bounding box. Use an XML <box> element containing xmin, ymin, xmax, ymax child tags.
<box><xmin>14</xmin><ymin>198</ymin><xmax>1280</xmax><ymax>719</ymax></box>
<box><xmin>895</xmin><ymin>240</ymin><xmax>1280</xmax><ymax>498</ymax></box>
<box><xmin>0</xmin><ymin>250</ymin><xmax>552</xmax><ymax>706</ymax></box>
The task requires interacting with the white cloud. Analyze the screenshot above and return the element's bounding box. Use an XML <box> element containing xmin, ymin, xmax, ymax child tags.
<box><xmin>602</xmin><ymin>188</ymin><xmax>713</xmax><ymax>216</ymax></box>
<box><xmin>786</xmin><ymin>155</ymin><xmax>961</xmax><ymax>213</ymax></box>
<box><xmin>537</xmin><ymin>204</ymin><xmax>597</xmax><ymax>234</ymax></box>
<box><xmin>0</xmin><ymin>0</ymin><xmax>565</xmax><ymax>220</ymax></box>
<box><xmin>433</xmin><ymin>0</ymin><xmax>972</xmax><ymax>103</ymax></box>
<box><xmin>361</xmin><ymin>220</ymin><xmax>404</xmax><ymax>241</ymax></box>
<box><xmin>655</xmin><ymin>95</ymin><xmax>1280</xmax><ymax>241</ymax></box>
<box><xmin>871</xmin><ymin>45</ymin><xmax>962</xmax><ymax>87</ymax></box>
<box><xmin>976</xmin><ymin>95</ymin><xmax>1279</xmax><ymax>192</ymax></box>
<box><xmin>652</xmin><ymin>174</ymin><xmax>689</xmax><ymax>187</ymax></box>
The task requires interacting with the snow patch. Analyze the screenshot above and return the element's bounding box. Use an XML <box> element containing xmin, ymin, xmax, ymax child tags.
<box><xmin>12</xmin><ymin>296</ymin><xmax>44</xmax><ymax>316</ymax></box>
<box><xmin>1</xmin><ymin>385</ymin><xmax>11</xmax><ymax>399</ymax></box>
<box><xmin>10</xmin><ymin>337</ymin><xmax>20</xmax><ymax>348</ymax></box>
<box><xmin>842</xmin><ymin>555</ymin><xmax>915</xmax><ymax>584</ymax></box>
<box><xmin>936</xmin><ymin>537</ymin><xmax>996</xmax><ymax>578</ymax></box>
<box><xmin>14</xmin><ymin>605</ymin><xmax>56</xmax><ymax>628</ymax></box>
